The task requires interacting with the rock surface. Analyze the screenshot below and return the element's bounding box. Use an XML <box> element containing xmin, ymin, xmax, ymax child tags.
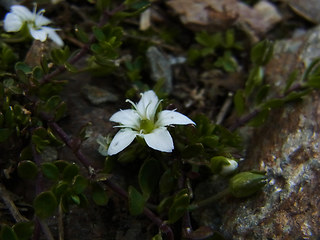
<box><xmin>218</xmin><ymin>26</ymin><xmax>320</xmax><ymax>239</ymax></box>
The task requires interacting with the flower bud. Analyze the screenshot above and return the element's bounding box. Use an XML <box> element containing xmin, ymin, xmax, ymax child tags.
<box><xmin>210</xmin><ymin>156</ymin><xmax>238</xmax><ymax>175</ymax></box>
<box><xmin>229</xmin><ymin>172</ymin><xmax>267</xmax><ymax>198</ymax></box>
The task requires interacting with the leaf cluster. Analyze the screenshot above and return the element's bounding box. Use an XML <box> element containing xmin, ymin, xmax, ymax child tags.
<box><xmin>188</xmin><ymin>29</ymin><xmax>243</xmax><ymax>72</ymax></box>
<box><xmin>233</xmin><ymin>40</ymin><xmax>317</xmax><ymax>127</ymax></box>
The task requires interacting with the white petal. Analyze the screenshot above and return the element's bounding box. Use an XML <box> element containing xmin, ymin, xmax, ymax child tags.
<box><xmin>107</xmin><ymin>129</ymin><xmax>137</xmax><ymax>155</ymax></box>
<box><xmin>156</xmin><ymin>110</ymin><xmax>195</xmax><ymax>127</ymax></box>
<box><xmin>221</xmin><ymin>160</ymin><xmax>238</xmax><ymax>175</ymax></box>
<box><xmin>110</xmin><ymin>109</ymin><xmax>140</xmax><ymax>129</ymax></box>
<box><xmin>136</xmin><ymin>90</ymin><xmax>159</xmax><ymax>119</ymax></box>
<box><xmin>35</xmin><ymin>14</ymin><xmax>51</xmax><ymax>27</ymax></box>
<box><xmin>29</xmin><ymin>27</ymin><xmax>47</xmax><ymax>41</ymax></box>
<box><xmin>143</xmin><ymin>127</ymin><xmax>174</xmax><ymax>152</ymax></box>
<box><xmin>42</xmin><ymin>27</ymin><xmax>64</xmax><ymax>46</ymax></box>
<box><xmin>3</xmin><ymin>13</ymin><xmax>23</xmax><ymax>32</ymax></box>
<box><xmin>11</xmin><ymin>5</ymin><xmax>34</xmax><ymax>21</ymax></box>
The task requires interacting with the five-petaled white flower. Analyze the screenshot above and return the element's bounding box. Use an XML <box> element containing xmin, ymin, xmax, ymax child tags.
<box><xmin>108</xmin><ymin>90</ymin><xmax>195</xmax><ymax>155</ymax></box>
<box><xmin>3</xmin><ymin>5</ymin><xmax>64</xmax><ymax>46</ymax></box>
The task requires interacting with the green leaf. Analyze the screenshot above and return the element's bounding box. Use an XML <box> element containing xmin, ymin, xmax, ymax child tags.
<box><xmin>214</xmin><ymin>51</ymin><xmax>238</xmax><ymax>72</ymax></box>
<box><xmin>302</xmin><ymin>58</ymin><xmax>320</xmax><ymax>82</ymax></box>
<box><xmin>71</xmin><ymin>194</ymin><xmax>80</xmax><ymax>205</ymax></box>
<box><xmin>50</xmin><ymin>47</ymin><xmax>70</xmax><ymax>65</ymax></box>
<box><xmin>117</xmin><ymin>146</ymin><xmax>139</xmax><ymax>163</ymax></box>
<box><xmin>77</xmin><ymin>193</ymin><xmax>89</xmax><ymax>208</ymax></box>
<box><xmin>15</xmin><ymin>62</ymin><xmax>32</xmax><ymax>74</ymax></box>
<box><xmin>1</xmin><ymin>225</ymin><xmax>18</xmax><ymax>240</ymax></box>
<box><xmin>283</xmin><ymin>89</ymin><xmax>311</xmax><ymax>102</ymax></box>
<box><xmin>17</xmin><ymin>160</ymin><xmax>38</xmax><ymax>179</ymax></box>
<box><xmin>195</xmin><ymin>31</ymin><xmax>222</xmax><ymax>49</ymax></box>
<box><xmin>159</xmin><ymin>169</ymin><xmax>176</xmax><ymax>195</ymax></box>
<box><xmin>182</xmin><ymin>143</ymin><xmax>204</xmax><ymax>159</ymax></box>
<box><xmin>3</xmin><ymin>78</ymin><xmax>22</xmax><ymax>94</ymax></box>
<box><xmin>234</xmin><ymin>89</ymin><xmax>246</xmax><ymax>115</ymax></box>
<box><xmin>261</xmin><ymin>98</ymin><xmax>284</xmax><ymax>110</ymax></box>
<box><xmin>114</xmin><ymin>3</ymin><xmax>150</xmax><ymax>19</ymax></box>
<box><xmin>254</xmin><ymin>84</ymin><xmax>270</xmax><ymax>105</ymax></box>
<box><xmin>33</xmin><ymin>66</ymin><xmax>44</xmax><ymax>81</ymax></box>
<box><xmin>62</xmin><ymin>163</ymin><xmax>79</xmax><ymax>182</ymax></box>
<box><xmin>229</xmin><ymin>172</ymin><xmax>267</xmax><ymax>198</ymax></box>
<box><xmin>0</xmin><ymin>128</ymin><xmax>12</xmax><ymax>142</ymax></box>
<box><xmin>41</xmin><ymin>162</ymin><xmax>60</xmax><ymax>180</ymax></box>
<box><xmin>95</xmin><ymin>0</ymin><xmax>111</xmax><ymax>12</ymax></box>
<box><xmin>152</xmin><ymin>233</ymin><xmax>163</xmax><ymax>240</ymax></box>
<box><xmin>91</xmin><ymin>183</ymin><xmax>109</xmax><ymax>206</ymax></box>
<box><xmin>32</xmin><ymin>134</ymin><xmax>50</xmax><ymax>152</ymax></box>
<box><xmin>284</xmin><ymin>70</ymin><xmax>298</xmax><ymax>93</ymax></box>
<box><xmin>97</xmin><ymin>134</ymin><xmax>111</xmax><ymax>157</ymax></box>
<box><xmin>54</xmin><ymin>160</ymin><xmax>70</xmax><ymax>172</ymax></box>
<box><xmin>13</xmin><ymin>104</ymin><xmax>30</xmax><ymax>125</ymax></box>
<box><xmin>74</xmin><ymin>25</ymin><xmax>89</xmax><ymax>43</ymax></box>
<box><xmin>224</xmin><ymin>29</ymin><xmax>235</xmax><ymax>48</ymax></box>
<box><xmin>128</xmin><ymin>185</ymin><xmax>145</xmax><ymax>216</ymax></box>
<box><xmin>93</xmin><ymin>27</ymin><xmax>106</xmax><ymax>42</ymax></box>
<box><xmin>157</xmin><ymin>196</ymin><xmax>174</xmax><ymax>214</ymax></box>
<box><xmin>245</xmin><ymin>66</ymin><xmax>264</xmax><ymax>96</ymax></box>
<box><xmin>33</xmin><ymin>191</ymin><xmax>58</xmax><ymax>219</ymax></box>
<box><xmin>72</xmin><ymin>175</ymin><xmax>88</xmax><ymax>194</ymax></box>
<box><xmin>210</xmin><ymin>156</ymin><xmax>237</xmax><ymax>175</ymax></box>
<box><xmin>53</xmin><ymin>181</ymin><xmax>69</xmax><ymax>200</ymax></box>
<box><xmin>64</xmin><ymin>62</ymin><xmax>78</xmax><ymax>73</ymax></box>
<box><xmin>125</xmin><ymin>0</ymin><xmax>149</xmax><ymax>9</ymax></box>
<box><xmin>168</xmin><ymin>189</ymin><xmax>190</xmax><ymax>223</ymax></box>
<box><xmin>13</xmin><ymin>222</ymin><xmax>34</xmax><ymax>240</ymax></box>
<box><xmin>54</xmin><ymin>101</ymin><xmax>67</xmax><ymax>121</ymax></box>
<box><xmin>248</xmin><ymin>109</ymin><xmax>269</xmax><ymax>127</ymax></box>
<box><xmin>20</xmin><ymin>146</ymin><xmax>33</xmax><ymax>160</ymax></box>
<box><xmin>45</xmin><ymin>95</ymin><xmax>63</xmax><ymax>112</ymax></box>
<box><xmin>138</xmin><ymin>158</ymin><xmax>161</xmax><ymax>198</ymax></box>
<box><xmin>250</xmin><ymin>40</ymin><xmax>273</xmax><ymax>65</ymax></box>
<box><xmin>0</xmin><ymin>112</ymin><xmax>3</xmax><ymax>127</ymax></box>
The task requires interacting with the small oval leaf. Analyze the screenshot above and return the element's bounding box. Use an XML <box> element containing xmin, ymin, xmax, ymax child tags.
<box><xmin>128</xmin><ymin>185</ymin><xmax>145</xmax><ymax>216</ymax></box>
<box><xmin>33</xmin><ymin>191</ymin><xmax>57</xmax><ymax>219</ymax></box>
<box><xmin>1</xmin><ymin>225</ymin><xmax>18</xmax><ymax>240</ymax></box>
<box><xmin>92</xmin><ymin>183</ymin><xmax>109</xmax><ymax>206</ymax></box>
<box><xmin>138</xmin><ymin>158</ymin><xmax>161</xmax><ymax>198</ymax></box>
<box><xmin>72</xmin><ymin>175</ymin><xmax>88</xmax><ymax>194</ymax></box>
<box><xmin>17</xmin><ymin>160</ymin><xmax>38</xmax><ymax>180</ymax></box>
<box><xmin>13</xmin><ymin>222</ymin><xmax>34</xmax><ymax>240</ymax></box>
<box><xmin>62</xmin><ymin>163</ymin><xmax>79</xmax><ymax>182</ymax></box>
<box><xmin>41</xmin><ymin>162</ymin><xmax>59</xmax><ymax>180</ymax></box>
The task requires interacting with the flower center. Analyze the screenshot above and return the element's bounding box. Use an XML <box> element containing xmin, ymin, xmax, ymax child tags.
<box><xmin>139</xmin><ymin>119</ymin><xmax>155</xmax><ymax>134</ymax></box>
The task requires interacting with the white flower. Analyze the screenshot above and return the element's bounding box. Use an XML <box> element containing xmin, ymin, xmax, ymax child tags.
<box><xmin>108</xmin><ymin>90</ymin><xmax>195</xmax><ymax>155</ymax></box>
<box><xmin>220</xmin><ymin>159</ymin><xmax>238</xmax><ymax>175</ymax></box>
<box><xmin>3</xmin><ymin>5</ymin><xmax>64</xmax><ymax>46</ymax></box>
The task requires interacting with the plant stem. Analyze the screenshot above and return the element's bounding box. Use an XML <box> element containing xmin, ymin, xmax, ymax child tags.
<box><xmin>0</xmin><ymin>183</ymin><xmax>28</xmax><ymax>223</ymax></box>
<box><xmin>37</xmin><ymin>219</ymin><xmax>55</xmax><ymax>240</ymax></box>
<box><xmin>188</xmin><ymin>188</ymin><xmax>230</xmax><ymax>211</ymax></box>
<box><xmin>228</xmin><ymin>109</ymin><xmax>260</xmax><ymax>131</ymax></box>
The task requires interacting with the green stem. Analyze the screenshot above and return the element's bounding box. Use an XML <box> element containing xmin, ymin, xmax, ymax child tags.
<box><xmin>188</xmin><ymin>188</ymin><xmax>230</xmax><ymax>211</ymax></box>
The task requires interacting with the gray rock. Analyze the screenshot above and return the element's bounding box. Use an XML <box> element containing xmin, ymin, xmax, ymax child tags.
<box><xmin>286</xmin><ymin>0</ymin><xmax>320</xmax><ymax>24</ymax></box>
<box><xmin>82</xmin><ymin>84</ymin><xmax>118</xmax><ymax>105</ymax></box>
<box><xmin>193</xmin><ymin>26</ymin><xmax>320</xmax><ymax>240</ymax></box>
<box><xmin>146</xmin><ymin>46</ymin><xmax>173</xmax><ymax>93</ymax></box>
<box><xmin>219</xmin><ymin>25</ymin><xmax>320</xmax><ymax>239</ymax></box>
